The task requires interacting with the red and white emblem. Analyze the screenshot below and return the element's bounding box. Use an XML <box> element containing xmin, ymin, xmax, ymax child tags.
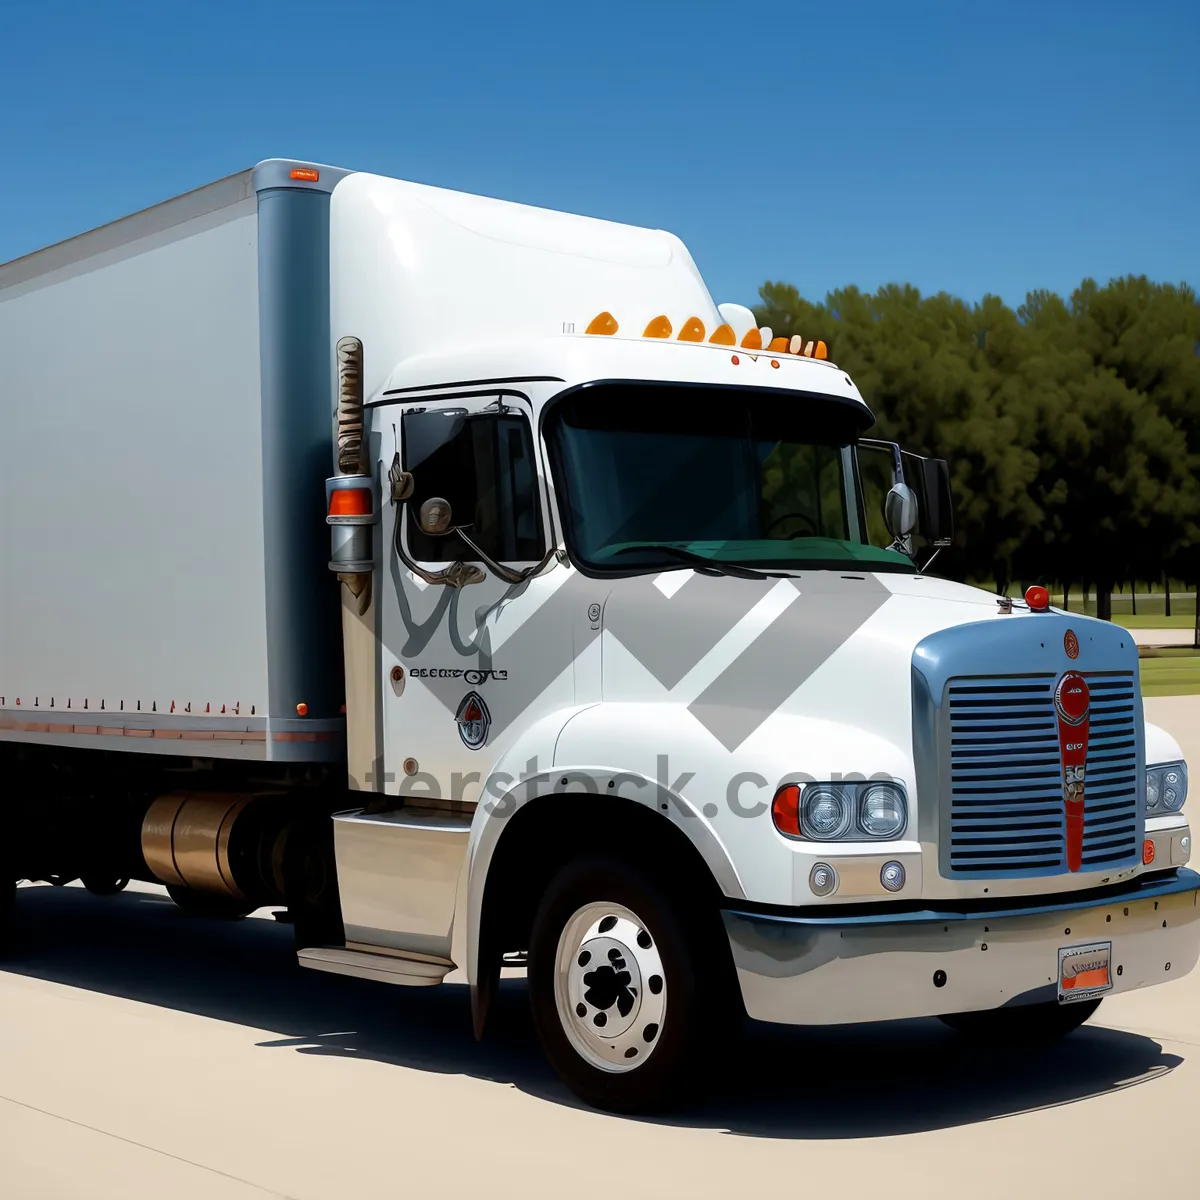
<box><xmin>1054</xmin><ymin>672</ymin><xmax>1090</xmax><ymax>872</ymax></box>
<box><xmin>455</xmin><ymin>691</ymin><xmax>491</xmax><ymax>749</ymax></box>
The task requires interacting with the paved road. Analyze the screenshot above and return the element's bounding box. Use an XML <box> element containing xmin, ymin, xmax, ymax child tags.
<box><xmin>1133</xmin><ymin>627</ymin><xmax>1198</xmax><ymax>648</ymax></box>
<box><xmin>2</xmin><ymin>698</ymin><xmax>1198</xmax><ymax>1200</ymax></box>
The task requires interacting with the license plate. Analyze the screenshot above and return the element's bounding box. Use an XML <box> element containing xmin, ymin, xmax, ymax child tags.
<box><xmin>1058</xmin><ymin>941</ymin><xmax>1113</xmax><ymax>1003</ymax></box>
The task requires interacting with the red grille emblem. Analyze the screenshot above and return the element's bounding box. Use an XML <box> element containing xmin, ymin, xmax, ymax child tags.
<box><xmin>1055</xmin><ymin>672</ymin><xmax>1090</xmax><ymax>871</ymax></box>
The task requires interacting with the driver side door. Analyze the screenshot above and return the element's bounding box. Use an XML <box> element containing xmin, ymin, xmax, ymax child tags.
<box><xmin>376</xmin><ymin>392</ymin><xmax>559</xmax><ymax>806</ymax></box>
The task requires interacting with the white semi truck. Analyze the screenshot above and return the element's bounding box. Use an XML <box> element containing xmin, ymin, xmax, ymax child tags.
<box><xmin>0</xmin><ymin>159</ymin><xmax>1194</xmax><ymax>1112</ymax></box>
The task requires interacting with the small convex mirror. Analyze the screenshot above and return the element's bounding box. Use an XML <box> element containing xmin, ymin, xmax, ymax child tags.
<box><xmin>418</xmin><ymin>497</ymin><xmax>454</xmax><ymax>536</ymax></box>
<box><xmin>884</xmin><ymin>483</ymin><xmax>918</xmax><ymax>540</ymax></box>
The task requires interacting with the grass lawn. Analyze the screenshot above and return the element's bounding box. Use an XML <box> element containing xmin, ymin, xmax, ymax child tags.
<box><xmin>1138</xmin><ymin>649</ymin><xmax>1200</xmax><ymax>697</ymax></box>
<box><xmin>1115</xmin><ymin>613</ymin><xmax>1199</xmax><ymax>630</ymax></box>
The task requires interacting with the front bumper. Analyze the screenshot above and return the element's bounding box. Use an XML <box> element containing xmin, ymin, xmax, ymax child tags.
<box><xmin>723</xmin><ymin>869</ymin><xmax>1200</xmax><ymax>1025</ymax></box>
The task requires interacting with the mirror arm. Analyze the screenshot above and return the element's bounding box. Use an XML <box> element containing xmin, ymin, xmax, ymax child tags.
<box><xmin>454</xmin><ymin>526</ymin><xmax>563</xmax><ymax>585</ymax></box>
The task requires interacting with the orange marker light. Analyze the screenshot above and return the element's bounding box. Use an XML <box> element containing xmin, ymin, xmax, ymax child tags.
<box><xmin>643</xmin><ymin>315</ymin><xmax>672</xmax><ymax>338</ymax></box>
<box><xmin>677</xmin><ymin>316</ymin><xmax>705</xmax><ymax>342</ymax></box>
<box><xmin>296</xmin><ymin>703</ymin><xmax>309</xmax><ymax>717</ymax></box>
<box><xmin>772</xmin><ymin>784</ymin><xmax>802</xmax><ymax>838</ymax></box>
<box><xmin>709</xmin><ymin>323</ymin><xmax>736</xmax><ymax>345</ymax></box>
<box><xmin>770</xmin><ymin>359</ymin><xmax>780</xmax><ymax>368</ymax></box>
<box><xmin>769</xmin><ymin>336</ymin><xmax>789</xmax><ymax>352</ymax></box>
<box><xmin>585</xmin><ymin>311</ymin><xmax>618</xmax><ymax>336</ymax></box>
<box><xmin>740</xmin><ymin>328</ymin><xmax>763</xmax><ymax>350</ymax></box>
<box><xmin>814</xmin><ymin>340</ymin><xmax>828</xmax><ymax>360</ymax></box>
<box><xmin>290</xmin><ymin>168</ymin><xmax>320</xmax><ymax>182</ymax></box>
<box><xmin>1025</xmin><ymin>585</ymin><xmax>1050</xmax><ymax>611</ymax></box>
<box><xmin>328</xmin><ymin>488</ymin><xmax>372</xmax><ymax>517</ymax></box>
<box><xmin>1143</xmin><ymin>840</ymin><xmax>1156</xmax><ymax>865</ymax></box>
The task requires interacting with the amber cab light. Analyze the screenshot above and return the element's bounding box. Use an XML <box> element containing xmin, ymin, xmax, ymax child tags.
<box><xmin>328</xmin><ymin>488</ymin><xmax>372</xmax><ymax>517</ymax></box>
<box><xmin>1025</xmin><ymin>585</ymin><xmax>1050</xmax><ymax>611</ymax></box>
<box><xmin>772</xmin><ymin>784</ymin><xmax>802</xmax><ymax>838</ymax></box>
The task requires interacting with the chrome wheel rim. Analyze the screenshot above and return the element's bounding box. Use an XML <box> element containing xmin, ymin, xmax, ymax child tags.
<box><xmin>553</xmin><ymin>901</ymin><xmax>666</xmax><ymax>1073</ymax></box>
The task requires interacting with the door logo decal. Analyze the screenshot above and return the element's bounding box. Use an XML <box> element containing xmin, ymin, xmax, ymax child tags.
<box><xmin>455</xmin><ymin>691</ymin><xmax>491</xmax><ymax>749</ymax></box>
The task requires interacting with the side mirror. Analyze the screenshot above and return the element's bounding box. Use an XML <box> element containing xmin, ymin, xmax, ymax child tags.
<box><xmin>884</xmin><ymin>483</ymin><xmax>918</xmax><ymax>541</ymax></box>
<box><xmin>417</xmin><ymin>496</ymin><xmax>454</xmax><ymax>536</ymax></box>
<box><xmin>901</xmin><ymin>452</ymin><xmax>954</xmax><ymax>545</ymax></box>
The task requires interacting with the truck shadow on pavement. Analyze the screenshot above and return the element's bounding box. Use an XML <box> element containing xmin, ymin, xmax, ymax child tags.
<box><xmin>4</xmin><ymin>884</ymin><xmax>1183</xmax><ymax>1139</ymax></box>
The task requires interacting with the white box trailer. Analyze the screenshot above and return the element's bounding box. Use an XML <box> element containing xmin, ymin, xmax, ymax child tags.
<box><xmin>1</xmin><ymin>160</ymin><xmax>1196</xmax><ymax>1113</ymax></box>
<box><xmin>0</xmin><ymin>163</ymin><xmax>346</xmax><ymax>756</ymax></box>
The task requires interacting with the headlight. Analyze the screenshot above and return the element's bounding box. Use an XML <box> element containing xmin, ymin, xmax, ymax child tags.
<box><xmin>1147</xmin><ymin>762</ymin><xmax>1188</xmax><ymax>815</ymax></box>
<box><xmin>782</xmin><ymin>781</ymin><xmax>908</xmax><ymax>841</ymax></box>
<box><xmin>860</xmin><ymin>784</ymin><xmax>907</xmax><ymax>838</ymax></box>
<box><xmin>801</xmin><ymin>786</ymin><xmax>854</xmax><ymax>839</ymax></box>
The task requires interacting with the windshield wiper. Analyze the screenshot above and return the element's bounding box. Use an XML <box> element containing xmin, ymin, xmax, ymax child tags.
<box><xmin>610</xmin><ymin>544</ymin><xmax>770</xmax><ymax>580</ymax></box>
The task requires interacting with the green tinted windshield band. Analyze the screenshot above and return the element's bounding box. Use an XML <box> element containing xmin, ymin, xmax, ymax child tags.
<box><xmin>543</xmin><ymin>382</ymin><xmax>914</xmax><ymax>576</ymax></box>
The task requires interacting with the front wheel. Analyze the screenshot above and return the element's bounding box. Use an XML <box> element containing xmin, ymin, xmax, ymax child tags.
<box><xmin>528</xmin><ymin>857</ymin><xmax>734</xmax><ymax>1114</ymax></box>
<box><xmin>939</xmin><ymin>998</ymin><xmax>1102</xmax><ymax>1043</ymax></box>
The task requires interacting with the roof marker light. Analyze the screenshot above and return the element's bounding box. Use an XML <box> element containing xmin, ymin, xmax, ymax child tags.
<box><xmin>290</xmin><ymin>168</ymin><xmax>320</xmax><ymax>182</ymax></box>
<box><xmin>677</xmin><ymin>316</ymin><xmax>705</xmax><ymax>342</ymax></box>
<box><xmin>769</xmin><ymin>336</ymin><xmax>789</xmax><ymax>352</ymax></box>
<box><xmin>789</xmin><ymin>335</ymin><xmax>804</xmax><ymax>355</ymax></box>
<box><xmin>644</xmin><ymin>315</ymin><xmax>672</xmax><ymax>338</ymax></box>
<box><xmin>586</xmin><ymin>311</ymin><xmax>618</xmax><ymax>336</ymax></box>
<box><xmin>740</xmin><ymin>328</ymin><xmax>763</xmax><ymax>350</ymax></box>
<box><xmin>1025</xmin><ymin>585</ymin><xmax>1050</xmax><ymax>611</ymax></box>
<box><xmin>709</xmin><ymin>323</ymin><xmax>736</xmax><ymax>345</ymax></box>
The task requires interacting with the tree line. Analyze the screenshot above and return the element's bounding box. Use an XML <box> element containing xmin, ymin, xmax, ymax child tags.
<box><xmin>754</xmin><ymin>276</ymin><xmax>1200</xmax><ymax>624</ymax></box>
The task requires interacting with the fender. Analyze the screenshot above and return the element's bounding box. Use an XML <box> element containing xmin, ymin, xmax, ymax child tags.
<box><xmin>1145</xmin><ymin>720</ymin><xmax>1184</xmax><ymax>768</ymax></box>
<box><xmin>455</xmin><ymin>706</ymin><xmax>746</xmax><ymax>1032</ymax></box>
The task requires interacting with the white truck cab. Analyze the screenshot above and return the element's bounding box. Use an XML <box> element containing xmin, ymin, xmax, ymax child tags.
<box><xmin>1</xmin><ymin>160</ymin><xmax>1194</xmax><ymax>1113</ymax></box>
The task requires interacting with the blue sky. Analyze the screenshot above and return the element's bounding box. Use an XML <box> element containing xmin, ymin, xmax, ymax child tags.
<box><xmin>2</xmin><ymin>0</ymin><xmax>1196</xmax><ymax>310</ymax></box>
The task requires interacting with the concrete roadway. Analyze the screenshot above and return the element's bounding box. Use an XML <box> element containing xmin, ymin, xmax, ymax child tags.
<box><xmin>2</xmin><ymin>698</ymin><xmax>1199</xmax><ymax>1200</ymax></box>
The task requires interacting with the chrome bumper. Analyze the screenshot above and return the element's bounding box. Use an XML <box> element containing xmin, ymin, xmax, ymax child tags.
<box><xmin>723</xmin><ymin>869</ymin><xmax>1200</xmax><ymax>1026</ymax></box>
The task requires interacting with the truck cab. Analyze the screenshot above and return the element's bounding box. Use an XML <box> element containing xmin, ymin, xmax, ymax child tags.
<box><xmin>1</xmin><ymin>161</ymin><xmax>1194</xmax><ymax>1115</ymax></box>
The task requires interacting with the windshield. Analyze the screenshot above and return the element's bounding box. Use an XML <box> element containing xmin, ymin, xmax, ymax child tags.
<box><xmin>545</xmin><ymin>384</ymin><xmax>915</xmax><ymax>574</ymax></box>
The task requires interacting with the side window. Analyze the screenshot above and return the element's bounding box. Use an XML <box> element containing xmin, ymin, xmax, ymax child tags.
<box><xmin>402</xmin><ymin>407</ymin><xmax>545</xmax><ymax>563</ymax></box>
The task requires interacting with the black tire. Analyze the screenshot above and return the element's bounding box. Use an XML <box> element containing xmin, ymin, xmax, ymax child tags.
<box><xmin>939</xmin><ymin>998</ymin><xmax>1102</xmax><ymax>1043</ymax></box>
<box><xmin>81</xmin><ymin>876</ymin><xmax>129</xmax><ymax>896</ymax></box>
<box><xmin>166</xmin><ymin>885</ymin><xmax>255</xmax><ymax>920</ymax></box>
<box><xmin>528</xmin><ymin>855</ymin><xmax>734</xmax><ymax>1114</ymax></box>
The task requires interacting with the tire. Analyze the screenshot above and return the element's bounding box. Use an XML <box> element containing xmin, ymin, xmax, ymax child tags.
<box><xmin>939</xmin><ymin>998</ymin><xmax>1102</xmax><ymax>1043</ymax></box>
<box><xmin>165</xmin><ymin>885</ymin><xmax>255</xmax><ymax>920</ymax></box>
<box><xmin>528</xmin><ymin>855</ymin><xmax>734</xmax><ymax>1114</ymax></box>
<box><xmin>81</xmin><ymin>876</ymin><xmax>129</xmax><ymax>896</ymax></box>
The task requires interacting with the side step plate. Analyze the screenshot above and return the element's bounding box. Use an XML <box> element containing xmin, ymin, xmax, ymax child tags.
<box><xmin>297</xmin><ymin>945</ymin><xmax>452</xmax><ymax>987</ymax></box>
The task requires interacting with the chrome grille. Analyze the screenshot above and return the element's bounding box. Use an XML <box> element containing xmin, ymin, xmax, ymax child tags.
<box><xmin>1081</xmin><ymin>675</ymin><xmax>1141</xmax><ymax>868</ymax></box>
<box><xmin>945</xmin><ymin>672</ymin><xmax>1141</xmax><ymax>877</ymax></box>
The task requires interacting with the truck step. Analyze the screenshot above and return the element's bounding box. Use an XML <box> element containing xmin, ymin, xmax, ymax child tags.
<box><xmin>296</xmin><ymin>945</ymin><xmax>452</xmax><ymax>987</ymax></box>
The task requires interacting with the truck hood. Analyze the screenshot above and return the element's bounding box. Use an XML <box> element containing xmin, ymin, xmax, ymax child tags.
<box><xmin>598</xmin><ymin>568</ymin><xmax>1134</xmax><ymax>769</ymax></box>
